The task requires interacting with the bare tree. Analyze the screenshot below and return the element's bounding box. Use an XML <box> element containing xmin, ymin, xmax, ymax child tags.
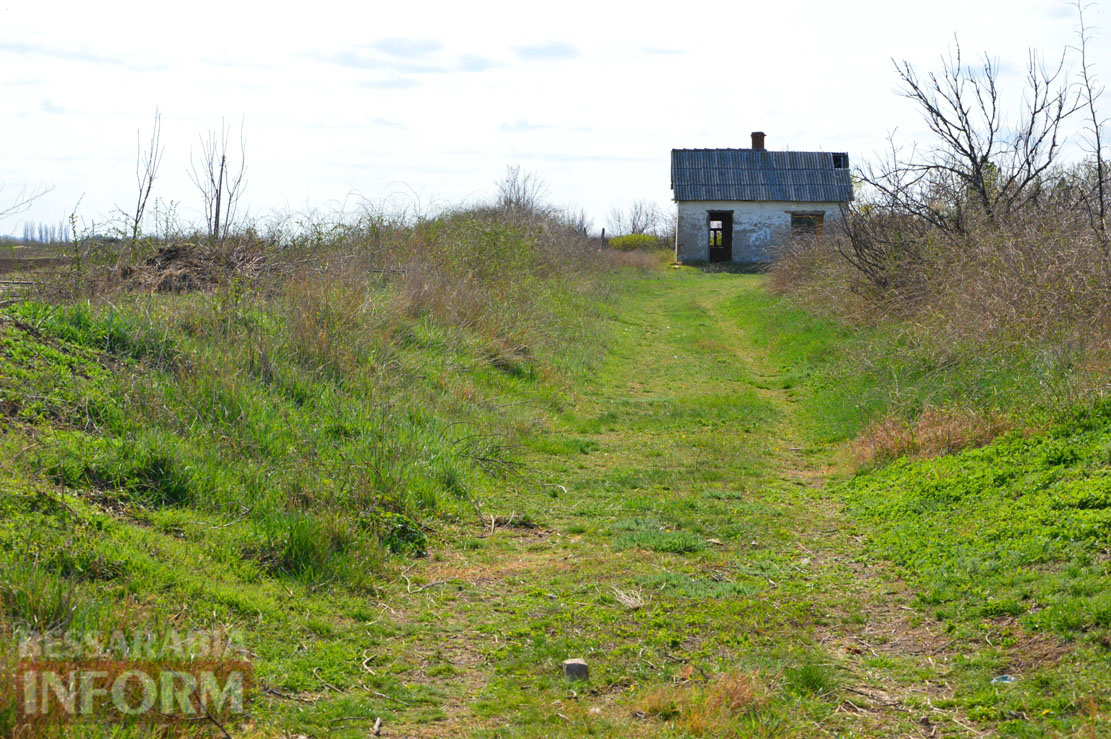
<box><xmin>496</xmin><ymin>166</ymin><xmax>550</xmax><ymax>214</ymax></box>
<box><xmin>838</xmin><ymin>39</ymin><xmax>1083</xmax><ymax>291</ymax></box>
<box><xmin>189</xmin><ymin>119</ymin><xmax>247</xmax><ymax>241</ymax></box>
<box><xmin>1074</xmin><ymin>0</ymin><xmax>1108</xmax><ymax>248</ymax></box>
<box><xmin>656</xmin><ymin>208</ymin><xmax>677</xmax><ymax>242</ymax></box>
<box><xmin>608</xmin><ymin>199</ymin><xmax>661</xmax><ymax>235</ymax></box>
<box><xmin>113</xmin><ymin>108</ymin><xmax>164</xmax><ymax>262</ymax></box>
<box><xmin>130</xmin><ymin>109</ymin><xmax>164</xmax><ymax>249</ymax></box>
<box><xmin>556</xmin><ymin>207</ymin><xmax>592</xmax><ymax>235</ymax></box>
<box><xmin>860</xmin><ymin>40</ymin><xmax>1079</xmax><ymax>233</ymax></box>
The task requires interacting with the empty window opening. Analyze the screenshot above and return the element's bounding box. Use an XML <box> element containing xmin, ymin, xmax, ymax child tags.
<box><xmin>707</xmin><ymin>211</ymin><xmax>733</xmax><ymax>262</ymax></box>
<box><xmin>709</xmin><ymin>219</ymin><xmax>724</xmax><ymax>246</ymax></box>
<box><xmin>832</xmin><ymin>153</ymin><xmax>849</xmax><ymax>169</ymax></box>
<box><xmin>790</xmin><ymin>212</ymin><xmax>824</xmax><ymax>237</ymax></box>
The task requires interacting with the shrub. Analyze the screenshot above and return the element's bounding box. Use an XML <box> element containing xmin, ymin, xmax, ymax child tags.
<box><xmin>609</xmin><ymin>233</ymin><xmax>666</xmax><ymax>251</ymax></box>
<box><xmin>380</xmin><ymin>512</ymin><xmax>427</xmax><ymax>557</ymax></box>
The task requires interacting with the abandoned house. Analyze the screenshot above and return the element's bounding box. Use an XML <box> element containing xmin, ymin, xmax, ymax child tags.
<box><xmin>671</xmin><ymin>132</ymin><xmax>853</xmax><ymax>263</ymax></box>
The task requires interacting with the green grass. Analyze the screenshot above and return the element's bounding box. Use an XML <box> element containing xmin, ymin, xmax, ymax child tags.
<box><xmin>846</xmin><ymin>402</ymin><xmax>1111</xmax><ymax>638</ymax></box>
<box><xmin>830</xmin><ymin>409</ymin><xmax>1111</xmax><ymax>732</ymax></box>
<box><xmin>3</xmin><ymin>253</ymin><xmax>1111</xmax><ymax>737</ymax></box>
<box><xmin>730</xmin><ymin>287</ymin><xmax>1089</xmax><ymax>443</ymax></box>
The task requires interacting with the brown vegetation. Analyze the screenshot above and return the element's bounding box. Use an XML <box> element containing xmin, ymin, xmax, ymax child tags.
<box><xmin>634</xmin><ymin>670</ymin><xmax>769</xmax><ymax>736</ymax></box>
<box><xmin>772</xmin><ymin>208</ymin><xmax>1111</xmax><ymax>349</ymax></box>
<box><xmin>850</xmin><ymin>407</ymin><xmax>1014</xmax><ymax>465</ymax></box>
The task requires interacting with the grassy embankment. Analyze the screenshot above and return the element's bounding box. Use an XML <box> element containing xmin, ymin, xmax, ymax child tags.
<box><xmin>0</xmin><ymin>207</ymin><xmax>637</xmax><ymax>735</ymax></box>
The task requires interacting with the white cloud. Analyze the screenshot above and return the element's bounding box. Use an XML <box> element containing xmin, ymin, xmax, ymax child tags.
<box><xmin>499</xmin><ymin>120</ymin><xmax>553</xmax><ymax>133</ymax></box>
<box><xmin>513</xmin><ymin>42</ymin><xmax>580</xmax><ymax>61</ymax></box>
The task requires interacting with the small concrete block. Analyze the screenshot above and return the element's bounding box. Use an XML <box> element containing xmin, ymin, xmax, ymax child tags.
<box><xmin>562</xmin><ymin>658</ymin><xmax>589</xmax><ymax>681</ymax></box>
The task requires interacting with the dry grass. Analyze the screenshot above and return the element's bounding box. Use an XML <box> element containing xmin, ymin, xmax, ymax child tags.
<box><xmin>610</xmin><ymin>585</ymin><xmax>647</xmax><ymax>610</ymax></box>
<box><xmin>772</xmin><ymin>205</ymin><xmax>1111</xmax><ymax>350</ymax></box>
<box><xmin>635</xmin><ymin>671</ymin><xmax>769</xmax><ymax>737</ymax></box>
<box><xmin>851</xmin><ymin>406</ymin><xmax>1015</xmax><ymax>465</ymax></box>
<box><xmin>767</xmin><ymin>236</ymin><xmax>871</xmax><ymax>320</ymax></box>
<box><xmin>607</xmin><ymin>248</ymin><xmax>673</xmax><ymax>270</ymax></box>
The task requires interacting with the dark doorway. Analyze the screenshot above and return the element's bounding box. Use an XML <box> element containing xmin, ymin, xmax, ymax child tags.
<box><xmin>708</xmin><ymin>211</ymin><xmax>733</xmax><ymax>262</ymax></box>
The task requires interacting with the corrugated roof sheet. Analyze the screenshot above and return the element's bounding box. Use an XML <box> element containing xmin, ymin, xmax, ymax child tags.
<box><xmin>671</xmin><ymin>148</ymin><xmax>854</xmax><ymax>202</ymax></box>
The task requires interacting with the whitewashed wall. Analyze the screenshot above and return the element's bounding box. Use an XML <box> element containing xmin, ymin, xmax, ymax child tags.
<box><xmin>675</xmin><ymin>200</ymin><xmax>844</xmax><ymax>263</ymax></box>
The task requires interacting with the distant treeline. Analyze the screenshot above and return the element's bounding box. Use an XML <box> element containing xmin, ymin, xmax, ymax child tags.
<box><xmin>18</xmin><ymin>219</ymin><xmax>71</xmax><ymax>244</ymax></box>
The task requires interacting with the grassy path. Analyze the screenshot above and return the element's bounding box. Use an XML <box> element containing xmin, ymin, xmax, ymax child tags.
<box><xmin>288</xmin><ymin>271</ymin><xmax>970</xmax><ymax>737</ymax></box>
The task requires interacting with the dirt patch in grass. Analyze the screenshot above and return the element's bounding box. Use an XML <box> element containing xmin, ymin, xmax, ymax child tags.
<box><xmin>1002</xmin><ymin>632</ymin><xmax>1074</xmax><ymax>674</ymax></box>
<box><xmin>381</xmin><ymin>604</ymin><xmax>499</xmax><ymax>736</ymax></box>
<box><xmin>421</xmin><ymin>536</ymin><xmax>569</xmax><ymax>587</ymax></box>
<box><xmin>798</xmin><ymin>508</ymin><xmax>970</xmax><ymax>730</ymax></box>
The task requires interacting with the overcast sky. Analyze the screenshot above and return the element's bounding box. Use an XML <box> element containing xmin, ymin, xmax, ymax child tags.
<box><xmin>1</xmin><ymin>0</ymin><xmax>1106</xmax><ymax>236</ymax></box>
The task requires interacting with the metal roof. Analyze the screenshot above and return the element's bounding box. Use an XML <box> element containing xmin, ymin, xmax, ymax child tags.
<box><xmin>671</xmin><ymin>148</ymin><xmax>854</xmax><ymax>203</ymax></box>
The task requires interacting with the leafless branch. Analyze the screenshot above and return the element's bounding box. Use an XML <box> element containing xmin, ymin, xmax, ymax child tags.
<box><xmin>867</xmin><ymin>38</ymin><xmax>1079</xmax><ymax>233</ymax></box>
<box><xmin>609</xmin><ymin>199</ymin><xmax>663</xmax><ymax>236</ymax></box>
<box><xmin>0</xmin><ymin>182</ymin><xmax>54</xmax><ymax>222</ymax></box>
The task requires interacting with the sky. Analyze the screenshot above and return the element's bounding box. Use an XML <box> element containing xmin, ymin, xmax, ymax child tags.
<box><xmin>1</xmin><ymin>0</ymin><xmax>1107</xmax><ymax>236</ymax></box>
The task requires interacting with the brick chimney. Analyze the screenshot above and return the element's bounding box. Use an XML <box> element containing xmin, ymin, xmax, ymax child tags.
<box><xmin>751</xmin><ymin>131</ymin><xmax>766</xmax><ymax>150</ymax></box>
